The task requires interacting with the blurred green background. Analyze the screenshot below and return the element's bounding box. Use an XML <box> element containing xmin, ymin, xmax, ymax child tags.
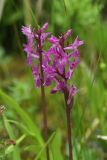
<box><xmin>0</xmin><ymin>0</ymin><xmax>107</xmax><ymax>159</ymax></box>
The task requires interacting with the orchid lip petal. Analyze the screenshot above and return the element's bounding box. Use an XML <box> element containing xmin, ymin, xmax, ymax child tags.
<box><xmin>48</xmin><ymin>36</ymin><xmax>59</xmax><ymax>43</ymax></box>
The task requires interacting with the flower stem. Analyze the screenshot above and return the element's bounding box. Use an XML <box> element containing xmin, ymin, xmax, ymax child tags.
<box><xmin>40</xmin><ymin>75</ymin><xmax>50</xmax><ymax>160</ymax></box>
<box><xmin>64</xmin><ymin>91</ymin><xmax>73</xmax><ymax>160</ymax></box>
<box><xmin>38</xmin><ymin>32</ymin><xmax>50</xmax><ymax>160</ymax></box>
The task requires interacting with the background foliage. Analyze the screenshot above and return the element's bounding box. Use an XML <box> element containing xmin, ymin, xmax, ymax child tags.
<box><xmin>0</xmin><ymin>0</ymin><xmax>107</xmax><ymax>159</ymax></box>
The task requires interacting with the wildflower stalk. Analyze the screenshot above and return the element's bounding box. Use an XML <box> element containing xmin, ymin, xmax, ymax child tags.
<box><xmin>38</xmin><ymin>31</ymin><xmax>50</xmax><ymax>160</ymax></box>
<box><xmin>64</xmin><ymin>89</ymin><xmax>73</xmax><ymax>160</ymax></box>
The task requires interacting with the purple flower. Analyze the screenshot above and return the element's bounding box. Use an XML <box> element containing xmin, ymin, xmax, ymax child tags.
<box><xmin>32</xmin><ymin>66</ymin><xmax>41</xmax><ymax>87</ymax></box>
<box><xmin>41</xmin><ymin>22</ymin><xmax>48</xmax><ymax>31</ymax></box>
<box><xmin>51</xmin><ymin>81</ymin><xmax>66</xmax><ymax>94</ymax></box>
<box><xmin>63</xmin><ymin>29</ymin><xmax>72</xmax><ymax>40</ymax></box>
<box><xmin>43</xmin><ymin>29</ymin><xmax>83</xmax><ymax>105</ymax></box>
<box><xmin>22</xmin><ymin>24</ymin><xmax>83</xmax><ymax>104</ymax></box>
<box><xmin>22</xmin><ymin>23</ymin><xmax>50</xmax><ymax>87</ymax></box>
<box><xmin>21</xmin><ymin>26</ymin><xmax>34</xmax><ymax>40</ymax></box>
<box><xmin>64</xmin><ymin>36</ymin><xmax>84</xmax><ymax>50</ymax></box>
<box><xmin>67</xmin><ymin>85</ymin><xmax>77</xmax><ymax>105</ymax></box>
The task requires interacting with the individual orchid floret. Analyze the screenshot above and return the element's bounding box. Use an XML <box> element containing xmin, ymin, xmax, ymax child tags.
<box><xmin>41</xmin><ymin>22</ymin><xmax>48</xmax><ymax>31</ymax></box>
<box><xmin>48</xmin><ymin>36</ymin><xmax>59</xmax><ymax>44</ymax></box>
<box><xmin>63</xmin><ymin>29</ymin><xmax>72</xmax><ymax>40</ymax></box>
<box><xmin>21</xmin><ymin>26</ymin><xmax>34</xmax><ymax>40</ymax></box>
<box><xmin>48</xmin><ymin>29</ymin><xmax>72</xmax><ymax>44</ymax></box>
<box><xmin>64</xmin><ymin>36</ymin><xmax>84</xmax><ymax>50</ymax></box>
<box><xmin>67</xmin><ymin>85</ymin><xmax>77</xmax><ymax>105</ymax></box>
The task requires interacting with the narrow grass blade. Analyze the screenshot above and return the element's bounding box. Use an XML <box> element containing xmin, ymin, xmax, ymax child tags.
<box><xmin>51</xmin><ymin>130</ymin><xmax>63</xmax><ymax>160</ymax></box>
<box><xmin>0</xmin><ymin>0</ymin><xmax>6</xmax><ymax>21</ymax></box>
<box><xmin>35</xmin><ymin>132</ymin><xmax>56</xmax><ymax>160</ymax></box>
<box><xmin>0</xmin><ymin>89</ymin><xmax>44</xmax><ymax>146</ymax></box>
<box><xmin>3</xmin><ymin>115</ymin><xmax>21</xmax><ymax>160</ymax></box>
<box><xmin>5</xmin><ymin>134</ymin><xmax>26</xmax><ymax>155</ymax></box>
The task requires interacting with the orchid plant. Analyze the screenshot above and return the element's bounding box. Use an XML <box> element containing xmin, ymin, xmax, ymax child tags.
<box><xmin>22</xmin><ymin>22</ymin><xmax>83</xmax><ymax>160</ymax></box>
<box><xmin>44</xmin><ymin>30</ymin><xmax>83</xmax><ymax>160</ymax></box>
<box><xmin>22</xmin><ymin>23</ymin><xmax>50</xmax><ymax>160</ymax></box>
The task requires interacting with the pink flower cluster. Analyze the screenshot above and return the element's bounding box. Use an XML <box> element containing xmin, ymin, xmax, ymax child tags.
<box><xmin>22</xmin><ymin>23</ymin><xmax>83</xmax><ymax>105</ymax></box>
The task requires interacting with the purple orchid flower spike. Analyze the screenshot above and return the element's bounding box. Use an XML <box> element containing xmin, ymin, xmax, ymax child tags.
<box><xmin>44</xmin><ymin>29</ymin><xmax>83</xmax><ymax>106</ymax></box>
<box><xmin>22</xmin><ymin>23</ymin><xmax>51</xmax><ymax>87</ymax></box>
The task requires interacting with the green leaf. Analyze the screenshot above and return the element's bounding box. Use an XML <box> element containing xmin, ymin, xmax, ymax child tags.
<box><xmin>0</xmin><ymin>89</ymin><xmax>44</xmax><ymax>146</ymax></box>
<box><xmin>35</xmin><ymin>131</ymin><xmax>56</xmax><ymax>160</ymax></box>
<box><xmin>51</xmin><ymin>130</ymin><xmax>63</xmax><ymax>160</ymax></box>
<box><xmin>7</xmin><ymin>119</ymin><xmax>36</xmax><ymax>137</ymax></box>
<box><xmin>5</xmin><ymin>134</ymin><xmax>26</xmax><ymax>155</ymax></box>
<box><xmin>3</xmin><ymin>115</ymin><xmax>21</xmax><ymax>160</ymax></box>
<box><xmin>29</xmin><ymin>8</ymin><xmax>39</xmax><ymax>27</ymax></box>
